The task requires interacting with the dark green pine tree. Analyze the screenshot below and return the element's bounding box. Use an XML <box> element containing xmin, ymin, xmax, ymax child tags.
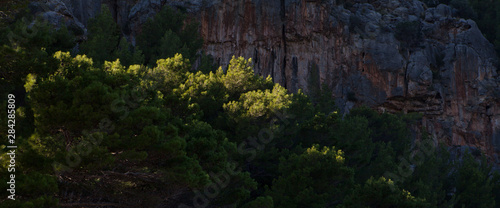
<box><xmin>136</xmin><ymin>6</ymin><xmax>203</xmax><ymax>66</ymax></box>
<box><xmin>113</xmin><ymin>37</ymin><xmax>144</xmax><ymax>66</ymax></box>
<box><xmin>267</xmin><ymin>145</ymin><xmax>355</xmax><ymax>208</ymax></box>
<box><xmin>80</xmin><ymin>5</ymin><xmax>121</xmax><ymax>66</ymax></box>
<box><xmin>453</xmin><ymin>153</ymin><xmax>496</xmax><ymax>208</ymax></box>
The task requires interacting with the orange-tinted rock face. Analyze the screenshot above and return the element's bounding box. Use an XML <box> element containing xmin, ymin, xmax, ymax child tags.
<box><xmin>199</xmin><ymin>0</ymin><xmax>500</xmax><ymax>161</ymax></box>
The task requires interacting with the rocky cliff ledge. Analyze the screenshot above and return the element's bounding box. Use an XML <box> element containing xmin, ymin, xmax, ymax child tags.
<box><xmin>35</xmin><ymin>0</ymin><xmax>500</xmax><ymax>162</ymax></box>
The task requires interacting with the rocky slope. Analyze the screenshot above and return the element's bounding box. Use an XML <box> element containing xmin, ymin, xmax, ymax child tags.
<box><xmin>33</xmin><ymin>0</ymin><xmax>500</xmax><ymax>162</ymax></box>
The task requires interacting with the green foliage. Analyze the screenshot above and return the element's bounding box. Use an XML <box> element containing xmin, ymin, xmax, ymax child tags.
<box><xmin>177</xmin><ymin>56</ymin><xmax>273</xmax><ymax>123</ymax></box>
<box><xmin>1</xmin><ymin>195</ymin><xmax>59</xmax><ymax>208</ymax></box>
<box><xmin>307</xmin><ymin>62</ymin><xmax>321</xmax><ymax>102</ymax></box>
<box><xmin>27</xmin><ymin>52</ymin><xmax>202</xmax><ymax>180</ymax></box>
<box><xmin>0</xmin><ymin>171</ymin><xmax>59</xmax><ymax>208</ymax></box>
<box><xmin>3</xmin><ymin>16</ymin><xmax>75</xmax><ymax>54</ymax></box>
<box><xmin>0</xmin><ymin>0</ymin><xmax>29</xmax><ymax>27</ymax></box>
<box><xmin>493</xmin><ymin>171</ymin><xmax>500</xmax><ymax>205</ymax></box>
<box><xmin>0</xmin><ymin>15</ymin><xmax>73</xmax><ymax>99</ymax></box>
<box><xmin>368</xmin><ymin>142</ymin><xmax>398</xmax><ymax>181</ymax></box>
<box><xmin>184</xmin><ymin>120</ymin><xmax>231</xmax><ymax>173</ymax></box>
<box><xmin>342</xmin><ymin>177</ymin><xmax>428</xmax><ymax>207</ymax></box>
<box><xmin>453</xmin><ymin>153</ymin><xmax>496</xmax><ymax>208</ymax></box>
<box><xmin>80</xmin><ymin>5</ymin><xmax>121</xmax><ymax>66</ymax></box>
<box><xmin>333</xmin><ymin>116</ymin><xmax>374</xmax><ymax>171</ymax></box>
<box><xmin>79</xmin><ymin>4</ymin><xmax>145</xmax><ymax>67</ymax></box>
<box><xmin>222</xmin><ymin>56</ymin><xmax>273</xmax><ymax>99</ymax></box>
<box><xmin>49</xmin><ymin>25</ymin><xmax>76</xmax><ymax>54</ymax></box>
<box><xmin>113</xmin><ymin>37</ymin><xmax>144</xmax><ymax>67</ymax></box>
<box><xmin>346</xmin><ymin>107</ymin><xmax>413</xmax><ymax>157</ymax></box>
<box><xmin>217</xmin><ymin>171</ymin><xmax>258</xmax><ymax>206</ymax></box>
<box><xmin>177</xmin><ymin>68</ymin><xmax>227</xmax><ymax>120</ymax></box>
<box><xmin>3</xmin><ymin>7</ymin><xmax>499</xmax><ymax>205</ymax></box>
<box><xmin>241</xmin><ymin>196</ymin><xmax>274</xmax><ymax>208</ymax></box>
<box><xmin>225</xmin><ymin>84</ymin><xmax>292</xmax><ymax>121</ymax></box>
<box><xmin>159</xmin><ymin>30</ymin><xmax>182</xmax><ymax>59</ymax></box>
<box><xmin>20</xmin><ymin>54</ymin><xmax>266</xmax><ymax>206</ymax></box>
<box><xmin>198</xmin><ymin>53</ymin><xmax>218</xmax><ymax>73</ymax></box>
<box><xmin>116</xmin><ymin>150</ymin><xmax>148</xmax><ymax>162</ymax></box>
<box><xmin>401</xmin><ymin>143</ymin><xmax>455</xmax><ymax>207</ymax></box>
<box><xmin>136</xmin><ymin>6</ymin><xmax>203</xmax><ymax>66</ymax></box>
<box><xmin>17</xmin><ymin>51</ymin><xmax>498</xmax><ymax>207</ymax></box>
<box><xmin>314</xmin><ymin>83</ymin><xmax>336</xmax><ymax>114</ymax></box>
<box><xmin>268</xmin><ymin>145</ymin><xmax>355</xmax><ymax>208</ymax></box>
<box><xmin>224</xmin><ymin>84</ymin><xmax>292</xmax><ymax>144</ymax></box>
<box><xmin>29</xmin><ymin>52</ymin><xmax>116</xmax><ymax>139</ymax></box>
<box><xmin>150</xmin><ymin>53</ymin><xmax>191</xmax><ymax>98</ymax></box>
<box><xmin>17</xmin><ymin>172</ymin><xmax>58</xmax><ymax>196</ymax></box>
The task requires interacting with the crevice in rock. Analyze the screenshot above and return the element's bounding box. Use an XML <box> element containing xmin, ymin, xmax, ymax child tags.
<box><xmin>111</xmin><ymin>0</ymin><xmax>118</xmax><ymax>23</ymax></box>
<box><xmin>282</xmin><ymin>25</ymin><xmax>287</xmax><ymax>89</ymax></box>
<box><xmin>281</xmin><ymin>0</ymin><xmax>287</xmax><ymax>89</ymax></box>
<box><xmin>271</xmin><ymin>50</ymin><xmax>276</xmax><ymax>81</ymax></box>
<box><xmin>404</xmin><ymin>61</ymin><xmax>409</xmax><ymax>98</ymax></box>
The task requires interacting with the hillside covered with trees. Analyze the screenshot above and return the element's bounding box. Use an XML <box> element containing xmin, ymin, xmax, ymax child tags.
<box><xmin>1</xmin><ymin>1</ymin><xmax>500</xmax><ymax>207</ymax></box>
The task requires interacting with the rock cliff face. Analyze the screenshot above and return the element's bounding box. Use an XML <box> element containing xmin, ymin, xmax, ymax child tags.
<box><xmin>199</xmin><ymin>0</ymin><xmax>500</xmax><ymax>161</ymax></box>
<box><xmin>34</xmin><ymin>0</ymin><xmax>500</xmax><ymax>161</ymax></box>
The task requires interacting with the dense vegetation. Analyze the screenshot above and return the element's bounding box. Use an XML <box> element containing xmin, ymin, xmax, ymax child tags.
<box><xmin>1</xmin><ymin>2</ymin><xmax>499</xmax><ymax>208</ymax></box>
